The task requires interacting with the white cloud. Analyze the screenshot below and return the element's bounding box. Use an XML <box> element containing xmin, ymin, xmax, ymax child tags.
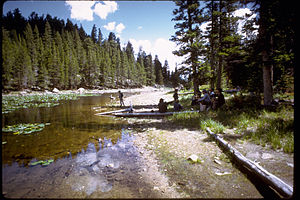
<box><xmin>129</xmin><ymin>39</ymin><xmax>152</xmax><ymax>54</ymax></box>
<box><xmin>103</xmin><ymin>22</ymin><xmax>125</xmax><ymax>36</ymax></box>
<box><xmin>200</xmin><ymin>21</ymin><xmax>209</xmax><ymax>33</ymax></box>
<box><xmin>233</xmin><ymin>8</ymin><xmax>252</xmax><ymax>18</ymax></box>
<box><xmin>137</xmin><ymin>26</ymin><xmax>143</xmax><ymax>30</ymax></box>
<box><xmin>94</xmin><ymin>1</ymin><xmax>118</xmax><ymax>20</ymax></box>
<box><xmin>103</xmin><ymin>22</ymin><xmax>116</xmax><ymax>31</ymax></box>
<box><xmin>65</xmin><ymin>1</ymin><xmax>118</xmax><ymax>21</ymax></box>
<box><xmin>129</xmin><ymin>38</ymin><xmax>184</xmax><ymax>72</ymax></box>
<box><xmin>233</xmin><ymin>8</ymin><xmax>258</xmax><ymax>37</ymax></box>
<box><xmin>65</xmin><ymin>1</ymin><xmax>95</xmax><ymax>21</ymax></box>
<box><xmin>115</xmin><ymin>23</ymin><xmax>125</xmax><ymax>34</ymax></box>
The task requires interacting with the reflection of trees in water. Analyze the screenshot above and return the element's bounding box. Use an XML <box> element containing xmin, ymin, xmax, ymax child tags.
<box><xmin>1</xmin><ymin>95</ymin><xmax>127</xmax><ymax>166</ymax></box>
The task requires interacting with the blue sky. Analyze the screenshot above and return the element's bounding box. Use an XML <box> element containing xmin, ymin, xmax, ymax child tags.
<box><xmin>3</xmin><ymin>1</ymin><xmax>256</xmax><ymax>71</ymax></box>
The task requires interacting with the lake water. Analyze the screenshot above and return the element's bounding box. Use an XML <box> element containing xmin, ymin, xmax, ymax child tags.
<box><xmin>2</xmin><ymin>93</ymin><xmax>161</xmax><ymax>198</ymax></box>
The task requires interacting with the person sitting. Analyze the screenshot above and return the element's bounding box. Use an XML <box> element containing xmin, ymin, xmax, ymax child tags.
<box><xmin>198</xmin><ymin>89</ymin><xmax>211</xmax><ymax>111</ymax></box>
<box><xmin>212</xmin><ymin>88</ymin><xmax>225</xmax><ymax>110</ymax></box>
<box><xmin>174</xmin><ymin>100</ymin><xmax>183</xmax><ymax>111</ymax></box>
<box><xmin>158</xmin><ymin>98</ymin><xmax>168</xmax><ymax>113</ymax></box>
<box><xmin>191</xmin><ymin>94</ymin><xmax>199</xmax><ymax>106</ymax></box>
<box><xmin>209</xmin><ymin>88</ymin><xmax>215</xmax><ymax>98</ymax></box>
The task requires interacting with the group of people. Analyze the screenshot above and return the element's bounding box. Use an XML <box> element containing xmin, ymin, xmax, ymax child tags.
<box><xmin>159</xmin><ymin>88</ymin><xmax>225</xmax><ymax>113</ymax></box>
<box><xmin>119</xmin><ymin>88</ymin><xmax>224</xmax><ymax>113</ymax></box>
<box><xmin>158</xmin><ymin>89</ymin><xmax>183</xmax><ymax>113</ymax></box>
<box><xmin>195</xmin><ymin>88</ymin><xmax>225</xmax><ymax>111</ymax></box>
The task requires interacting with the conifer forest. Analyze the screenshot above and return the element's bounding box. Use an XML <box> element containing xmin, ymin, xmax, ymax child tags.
<box><xmin>2</xmin><ymin>9</ymin><xmax>172</xmax><ymax>91</ymax></box>
<box><xmin>2</xmin><ymin>0</ymin><xmax>295</xmax><ymax>105</ymax></box>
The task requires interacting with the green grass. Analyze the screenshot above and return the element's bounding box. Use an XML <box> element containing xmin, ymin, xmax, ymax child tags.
<box><xmin>168</xmin><ymin>93</ymin><xmax>294</xmax><ymax>153</ymax></box>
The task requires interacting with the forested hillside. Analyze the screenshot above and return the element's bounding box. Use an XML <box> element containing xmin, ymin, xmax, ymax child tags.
<box><xmin>2</xmin><ymin>9</ymin><xmax>175</xmax><ymax>91</ymax></box>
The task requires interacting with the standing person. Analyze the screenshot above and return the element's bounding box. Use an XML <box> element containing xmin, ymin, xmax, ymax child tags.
<box><xmin>118</xmin><ymin>90</ymin><xmax>125</xmax><ymax>107</ymax></box>
<box><xmin>173</xmin><ymin>89</ymin><xmax>179</xmax><ymax>102</ymax></box>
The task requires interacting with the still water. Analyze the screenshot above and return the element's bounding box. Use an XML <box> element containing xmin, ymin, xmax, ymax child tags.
<box><xmin>2</xmin><ymin>93</ymin><xmax>159</xmax><ymax>198</ymax></box>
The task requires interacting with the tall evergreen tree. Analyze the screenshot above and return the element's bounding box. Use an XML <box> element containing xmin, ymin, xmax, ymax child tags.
<box><xmin>171</xmin><ymin>0</ymin><xmax>205</xmax><ymax>94</ymax></box>
<box><xmin>2</xmin><ymin>28</ymin><xmax>15</xmax><ymax>90</ymax></box>
<box><xmin>91</xmin><ymin>24</ymin><xmax>97</xmax><ymax>44</ymax></box>
<box><xmin>154</xmin><ymin>55</ymin><xmax>164</xmax><ymax>85</ymax></box>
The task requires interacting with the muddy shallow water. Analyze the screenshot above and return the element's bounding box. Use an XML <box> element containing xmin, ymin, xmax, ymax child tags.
<box><xmin>2</xmin><ymin>93</ymin><xmax>162</xmax><ymax>198</ymax></box>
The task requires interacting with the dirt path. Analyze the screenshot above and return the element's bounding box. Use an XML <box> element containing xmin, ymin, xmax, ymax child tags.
<box><xmin>122</xmin><ymin>88</ymin><xmax>294</xmax><ymax>198</ymax></box>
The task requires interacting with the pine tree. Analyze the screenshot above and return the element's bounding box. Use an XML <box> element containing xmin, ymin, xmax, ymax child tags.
<box><xmin>24</xmin><ymin>23</ymin><xmax>37</xmax><ymax>87</ymax></box>
<box><xmin>136</xmin><ymin>49</ymin><xmax>147</xmax><ymax>85</ymax></box>
<box><xmin>2</xmin><ymin>28</ymin><xmax>15</xmax><ymax>90</ymax></box>
<box><xmin>171</xmin><ymin>0</ymin><xmax>205</xmax><ymax>94</ymax></box>
<box><xmin>125</xmin><ymin>42</ymin><xmax>136</xmax><ymax>83</ymax></box>
<box><xmin>91</xmin><ymin>24</ymin><xmax>97</xmax><ymax>44</ymax></box>
<box><xmin>97</xmin><ymin>28</ymin><xmax>103</xmax><ymax>45</ymax></box>
<box><xmin>154</xmin><ymin>55</ymin><xmax>164</xmax><ymax>85</ymax></box>
<box><xmin>54</xmin><ymin>31</ymin><xmax>65</xmax><ymax>89</ymax></box>
<box><xmin>162</xmin><ymin>60</ymin><xmax>170</xmax><ymax>85</ymax></box>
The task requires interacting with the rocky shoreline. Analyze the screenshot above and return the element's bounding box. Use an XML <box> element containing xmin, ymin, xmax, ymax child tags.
<box><xmin>2</xmin><ymin>86</ymin><xmax>169</xmax><ymax>97</ymax></box>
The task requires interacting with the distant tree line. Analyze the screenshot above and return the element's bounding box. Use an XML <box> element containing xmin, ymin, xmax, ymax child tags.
<box><xmin>2</xmin><ymin>9</ymin><xmax>179</xmax><ymax>91</ymax></box>
<box><xmin>171</xmin><ymin>0</ymin><xmax>295</xmax><ymax>105</ymax></box>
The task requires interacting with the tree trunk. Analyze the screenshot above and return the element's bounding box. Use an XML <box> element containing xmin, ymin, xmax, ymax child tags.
<box><xmin>263</xmin><ymin>60</ymin><xmax>273</xmax><ymax>105</ymax></box>
<box><xmin>216</xmin><ymin>0</ymin><xmax>223</xmax><ymax>89</ymax></box>
<box><xmin>259</xmin><ymin>0</ymin><xmax>273</xmax><ymax>106</ymax></box>
<box><xmin>210</xmin><ymin>0</ymin><xmax>216</xmax><ymax>89</ymax></box>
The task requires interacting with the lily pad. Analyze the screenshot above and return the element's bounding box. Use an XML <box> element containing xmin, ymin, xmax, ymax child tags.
<box><xmin>2</xmin><ymin>123</ymin><xmax>50</xmax><ymax>135</ymax></box>
<box><xmin>30</xmin><ymin>159</ymin><xmax>54</xmax><ymax>166</ymax></box>
<box><xmin>30</xmin><ymin>160</ymin><xmax>44</xmax><ymax>166</ymax></box>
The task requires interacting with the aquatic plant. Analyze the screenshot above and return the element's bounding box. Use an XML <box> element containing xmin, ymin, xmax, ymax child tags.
<box><xmin>29</xmin><ymin>159</ymin><xmax>54</xmax><ymax>166</ymax></box>
<box><xmin>2</xmin><ymin>94</ymin><xmax>79</xmax><ymax>114</ymax></box>
<box><xmin>2</xmin><ymin>123</ymin><xmax>50</xmax><ymax>135</ymax></box>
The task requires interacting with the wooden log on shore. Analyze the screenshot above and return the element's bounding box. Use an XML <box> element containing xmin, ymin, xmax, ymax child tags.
<box><xmin>206</xmin><ymin>128</ymin><xmax>293</xmax><ymax>198</ymax></box>
<box><xmin>113</xmin><ymin>110</ymin><xmax>198</xmax><ymax>117</ymax></box>
<box><xmin>95</xmin><ymin>108</ymin><xmax>132</xmax><ymax>116</ymax></box>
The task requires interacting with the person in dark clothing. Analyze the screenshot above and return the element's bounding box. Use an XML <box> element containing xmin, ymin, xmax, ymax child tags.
<box><xmin>173</xmin><ymin>89</ymin><xmax>179</xmax><ymax>101</ymax></box>
<box><xmin>158</xmin><ymin>98</ymin><xmax>168</xmax><ymax>113</ymax></box>
<box><xmin>191</xmin><ymin>94</ymin><xmax>200</xmax><ymax>106</ymax></box>
<box><xmin>118</xmin><ymin>90</ymin><xmax>125</xmax><ymax>107</ymax></box>
<box><xmin>213</xmin><ymin>88</ymin><xmax>225</xmax><ymax>110</ymax></box>
<box><xmin>198</xmin><ymin>89</ymin><xmax>211</xmax><ymax>106</ymax></box>
<box><xmin>198</xmin><ymin>89</ymin><xmax>211</xmax><ymax>112</ymax></box>
<box><xmin>174</xmin><ymin>99</ymin><xmax>183</xmax><ymax>111</ymax></box>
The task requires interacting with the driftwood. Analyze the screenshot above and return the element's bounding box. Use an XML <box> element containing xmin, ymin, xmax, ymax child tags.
<box><xmin>206</xmin><ymin>128</ymin><xmax>293</xmax><ymax>198</ymax></box>
<box><xmin>113</xmin><ymin>110</ymin><xmax>198</xmax><ymax>117</ymax></box>
<box><xmin>95</xmin><ymin>108</ymin><xmax>132</xmax><ymax>116</ymax></box>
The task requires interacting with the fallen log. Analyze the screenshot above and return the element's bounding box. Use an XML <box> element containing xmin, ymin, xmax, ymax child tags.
<box><xmin>95</xmin><ymin>107</ymin><xmax>132</xmax><ymax>116</ymax></box>
<box><xmin>113</xmin><ymin>110</ymin><xmax>198</xmax><ymax>117</ymax></box>
<box><xmin>206</xmin><ymin>128</ymin><xmax>293</xmax><ymax>198</ymax></box>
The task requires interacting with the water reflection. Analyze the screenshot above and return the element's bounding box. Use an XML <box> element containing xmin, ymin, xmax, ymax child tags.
<box><xmin>66</xmin><ymin>130</ymin><xmax>140</xmax><ymax>195</ymax></box>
